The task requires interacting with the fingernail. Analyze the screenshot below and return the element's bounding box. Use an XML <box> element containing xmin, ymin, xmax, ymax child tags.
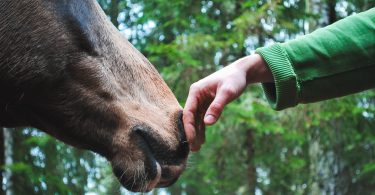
<box><xmin>204</xmin><ymin>115</ymin><xmax>216</xmax><ymax>124</ymax></box>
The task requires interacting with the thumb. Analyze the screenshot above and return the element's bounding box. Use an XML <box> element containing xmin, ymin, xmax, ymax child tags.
<box><xmin>204</xmin><ymin>87</ymin><xmax>235</xmax><ymax>125</ymax></box>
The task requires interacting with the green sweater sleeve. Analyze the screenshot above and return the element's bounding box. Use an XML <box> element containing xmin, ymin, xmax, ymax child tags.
<box><xmin>256</xmin><ymin>8</ymin><xmax>375</xmax><ymax>110</ymax></box>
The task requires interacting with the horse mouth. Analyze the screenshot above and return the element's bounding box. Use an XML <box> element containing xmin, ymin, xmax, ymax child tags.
<box><xmin>112</xmin><ymin>132</ymin><xmax>187</xmax><ymax>192</ymax></box>
<box><xmin>113</xmin><ymin>157</ymin><xmax>186</xmax><ymax>192</ymax></box>
<box><xmin>156</xmin><ymin>164</ymin><xmax>184</xmax><ymax>187</ymax></box>
<box><xmin>138</xmin><ymin>133</ymin><xmax>187</xmax><ymax>191</ymax></box>
<box><xmin>150</xmin><ymin>162</ymin><xmax>185</xmax><ymax>190</ymax></box>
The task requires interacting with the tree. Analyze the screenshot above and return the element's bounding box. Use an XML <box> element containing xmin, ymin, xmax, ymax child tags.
<box><xmin>1</xmin><ymin>0</ymin><xmax>374</xmax><ymax>194</ymax></box>
<box><xmin>122</xmin><ymin>0</ymin><xmax>375</xmax><ymax>194</ymax></box>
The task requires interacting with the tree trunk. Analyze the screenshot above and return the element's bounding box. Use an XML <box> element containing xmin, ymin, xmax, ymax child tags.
<box><xmin>308</xmin><ymin>127</ymin><xmax>321</xmax><ymax>195</ymax></box>
<box><xmin>109</xmin><ymin>0</ymin><xmax>119</xmax><ymax>28</ymax></box>
<box><xmin>3</xmin><ymin>128</ymin><xmax>12</xmax><ymax>195</ymax></box>
<box><xmin>308</xmin><ymin>127</ymin><xmax>338</xmax><ymax>195</ymax></box>
<box><xmin>0</xmin><ymin>128</ymin><xmax>4</xmax><ymax>195</ymax></box>
<box><xmin>327</xmin><ymin>0</ymin><xmax>337</xmax><ymax>24</ymax></box>
<box><xmin>246</xmin><ymin>128</ymin><xmax>256</xmax><ymax>194</ymax></box>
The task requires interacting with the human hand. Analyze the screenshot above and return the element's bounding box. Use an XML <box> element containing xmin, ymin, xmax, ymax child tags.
<box><xmin>183</xmin><ymin>54</ymin><xmax>272</xmax><ymax>151</ymax></box>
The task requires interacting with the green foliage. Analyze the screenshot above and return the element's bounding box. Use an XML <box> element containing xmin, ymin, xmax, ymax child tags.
<box><xmin>0</xmin><ymin>128</ymin><xmax>111</xmax><ymax>195</ymax></box>
<box><xmin>124</xmin><ymin>0</ymin><xmax>375</xmax><ymax>194</ymax></box>
<box><xmin>2</xmin><ymin>0</ymin><xmax>374</xmax><ymax>194</ymax></box>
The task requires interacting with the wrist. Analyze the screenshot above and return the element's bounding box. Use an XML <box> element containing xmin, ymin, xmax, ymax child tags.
<box><xmin>235</xmin><ymin>54</ymin><xmax>273</xmax><ymax>84</ymax></box>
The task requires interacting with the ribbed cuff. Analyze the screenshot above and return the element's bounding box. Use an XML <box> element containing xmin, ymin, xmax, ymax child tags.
<box><xmin>256</xmin><ymin>43</ymin><xmax>299</xmax><ymax>110</ymax></box>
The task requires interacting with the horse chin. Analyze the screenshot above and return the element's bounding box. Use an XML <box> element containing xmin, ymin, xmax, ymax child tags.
<box><xmin>146</xmin><ymin>162</ymin><xmax>162</xmax><ymax>191</ymax></box>
<box><xmin>112</xmin><ymin>158</ymin><xmax>186</xmax><ymax>192</ymax></box>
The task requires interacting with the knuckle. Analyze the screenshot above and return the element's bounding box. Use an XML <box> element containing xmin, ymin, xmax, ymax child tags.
<box><xmin>182</xmin><ymin>109</ymin><xmax>190</xmax><ymax>116</ymax></box>
<box><xmin>222</xmin><ymin>85</ymin><xmax>237</xmax><ymax>96</ymax></box>
<box><xmin>183</xmin><ymin>111</ymin><xmax>194</xmax><ymax>121</ymax></box>
<box><xmin>190</xmin><ymin>82</ymin><xmax>200</xmax><ymax>92</ymax></box>
<box><xmin>210</xmin><ymin>102</ymin><xmax>223</xmax><ymax>113</ymax></box>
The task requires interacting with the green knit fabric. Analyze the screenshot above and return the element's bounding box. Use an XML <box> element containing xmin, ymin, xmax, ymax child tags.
<box><xmin>256</xmin><ymin>8</ymin><xmax>375</xmax><ymax>110</ymax></box>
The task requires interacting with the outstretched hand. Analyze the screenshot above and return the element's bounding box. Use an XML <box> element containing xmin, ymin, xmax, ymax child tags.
<box><xmin>183</xmin><ymin>54</ymin><xmax>272</xmax><ymax>151</ymax></box>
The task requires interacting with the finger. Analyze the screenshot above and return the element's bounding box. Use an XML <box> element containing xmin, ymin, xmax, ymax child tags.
<box><xmin>190</xmin><ymin>119</ymin><xmax>205</xmax><ymax>152</ymax></box>
<box><xmin>197</xmin><ymin>116</ymin><xmax>206</xmax><ymax>149</ymax></box>
<box><xmin>183</xmin><ymin>98</ymin><xmax>198</xmax><ymax>148</ymax></box>
<box><xmin>183</xmin><ymin>84</ymin><xmax>201</xmax><ymax>148</ymax></box>
<box><xmin>191</xmin><ymin>108</ymin><xmax>206</xmax><ymax>151</ymax></box>
<box><xmin>192</xmin><ymin>92</ymin><xmax>211</xmax><ymax>151</ymax></box>
<box><xmin>183</xmin><ymin>109</ymin><xmax>196</xmax><ymax>147</ymax></box>
<box><xmin>204</xmin><ymin>86</ymin><xmax>236</xmax><ymax>125</ymax></box>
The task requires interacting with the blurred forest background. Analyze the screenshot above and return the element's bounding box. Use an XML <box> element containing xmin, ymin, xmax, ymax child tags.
<box><xmin>1</xmin><ymin>0</ymin><xmax>375</xmax><ymax>194</ymax></box>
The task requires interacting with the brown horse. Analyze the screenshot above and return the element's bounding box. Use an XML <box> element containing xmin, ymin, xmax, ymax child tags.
<box><xmin>0</xmin><ymin>0</ymin><xmax>189</xmax><ymax>192</ymax></box>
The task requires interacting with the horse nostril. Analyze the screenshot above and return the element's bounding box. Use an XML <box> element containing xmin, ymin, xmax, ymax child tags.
<box><xmin>133</xmin><ymin>125</ymin><xmax>148</xmax><ymax>137</ymax></box>
<box><xmin>132</xmin><ymin>124</ymin><xmax>167</xmax><ymax>161</ymax></box>
<box><xmin>132</xmin><ymin>125</ymin><xmax>156</xmax><ymax>150</ymax></box>
<box><xmin>132</xmin><ymin>120</ymin><xmax>189</xmax><ymax>165</ymax></box>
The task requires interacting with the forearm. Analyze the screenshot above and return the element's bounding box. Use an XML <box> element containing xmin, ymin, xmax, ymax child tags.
<box><xmin>256</xmin><ymin>8</ymin><xmax>375</xmax><ymax>110</ymax></box>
